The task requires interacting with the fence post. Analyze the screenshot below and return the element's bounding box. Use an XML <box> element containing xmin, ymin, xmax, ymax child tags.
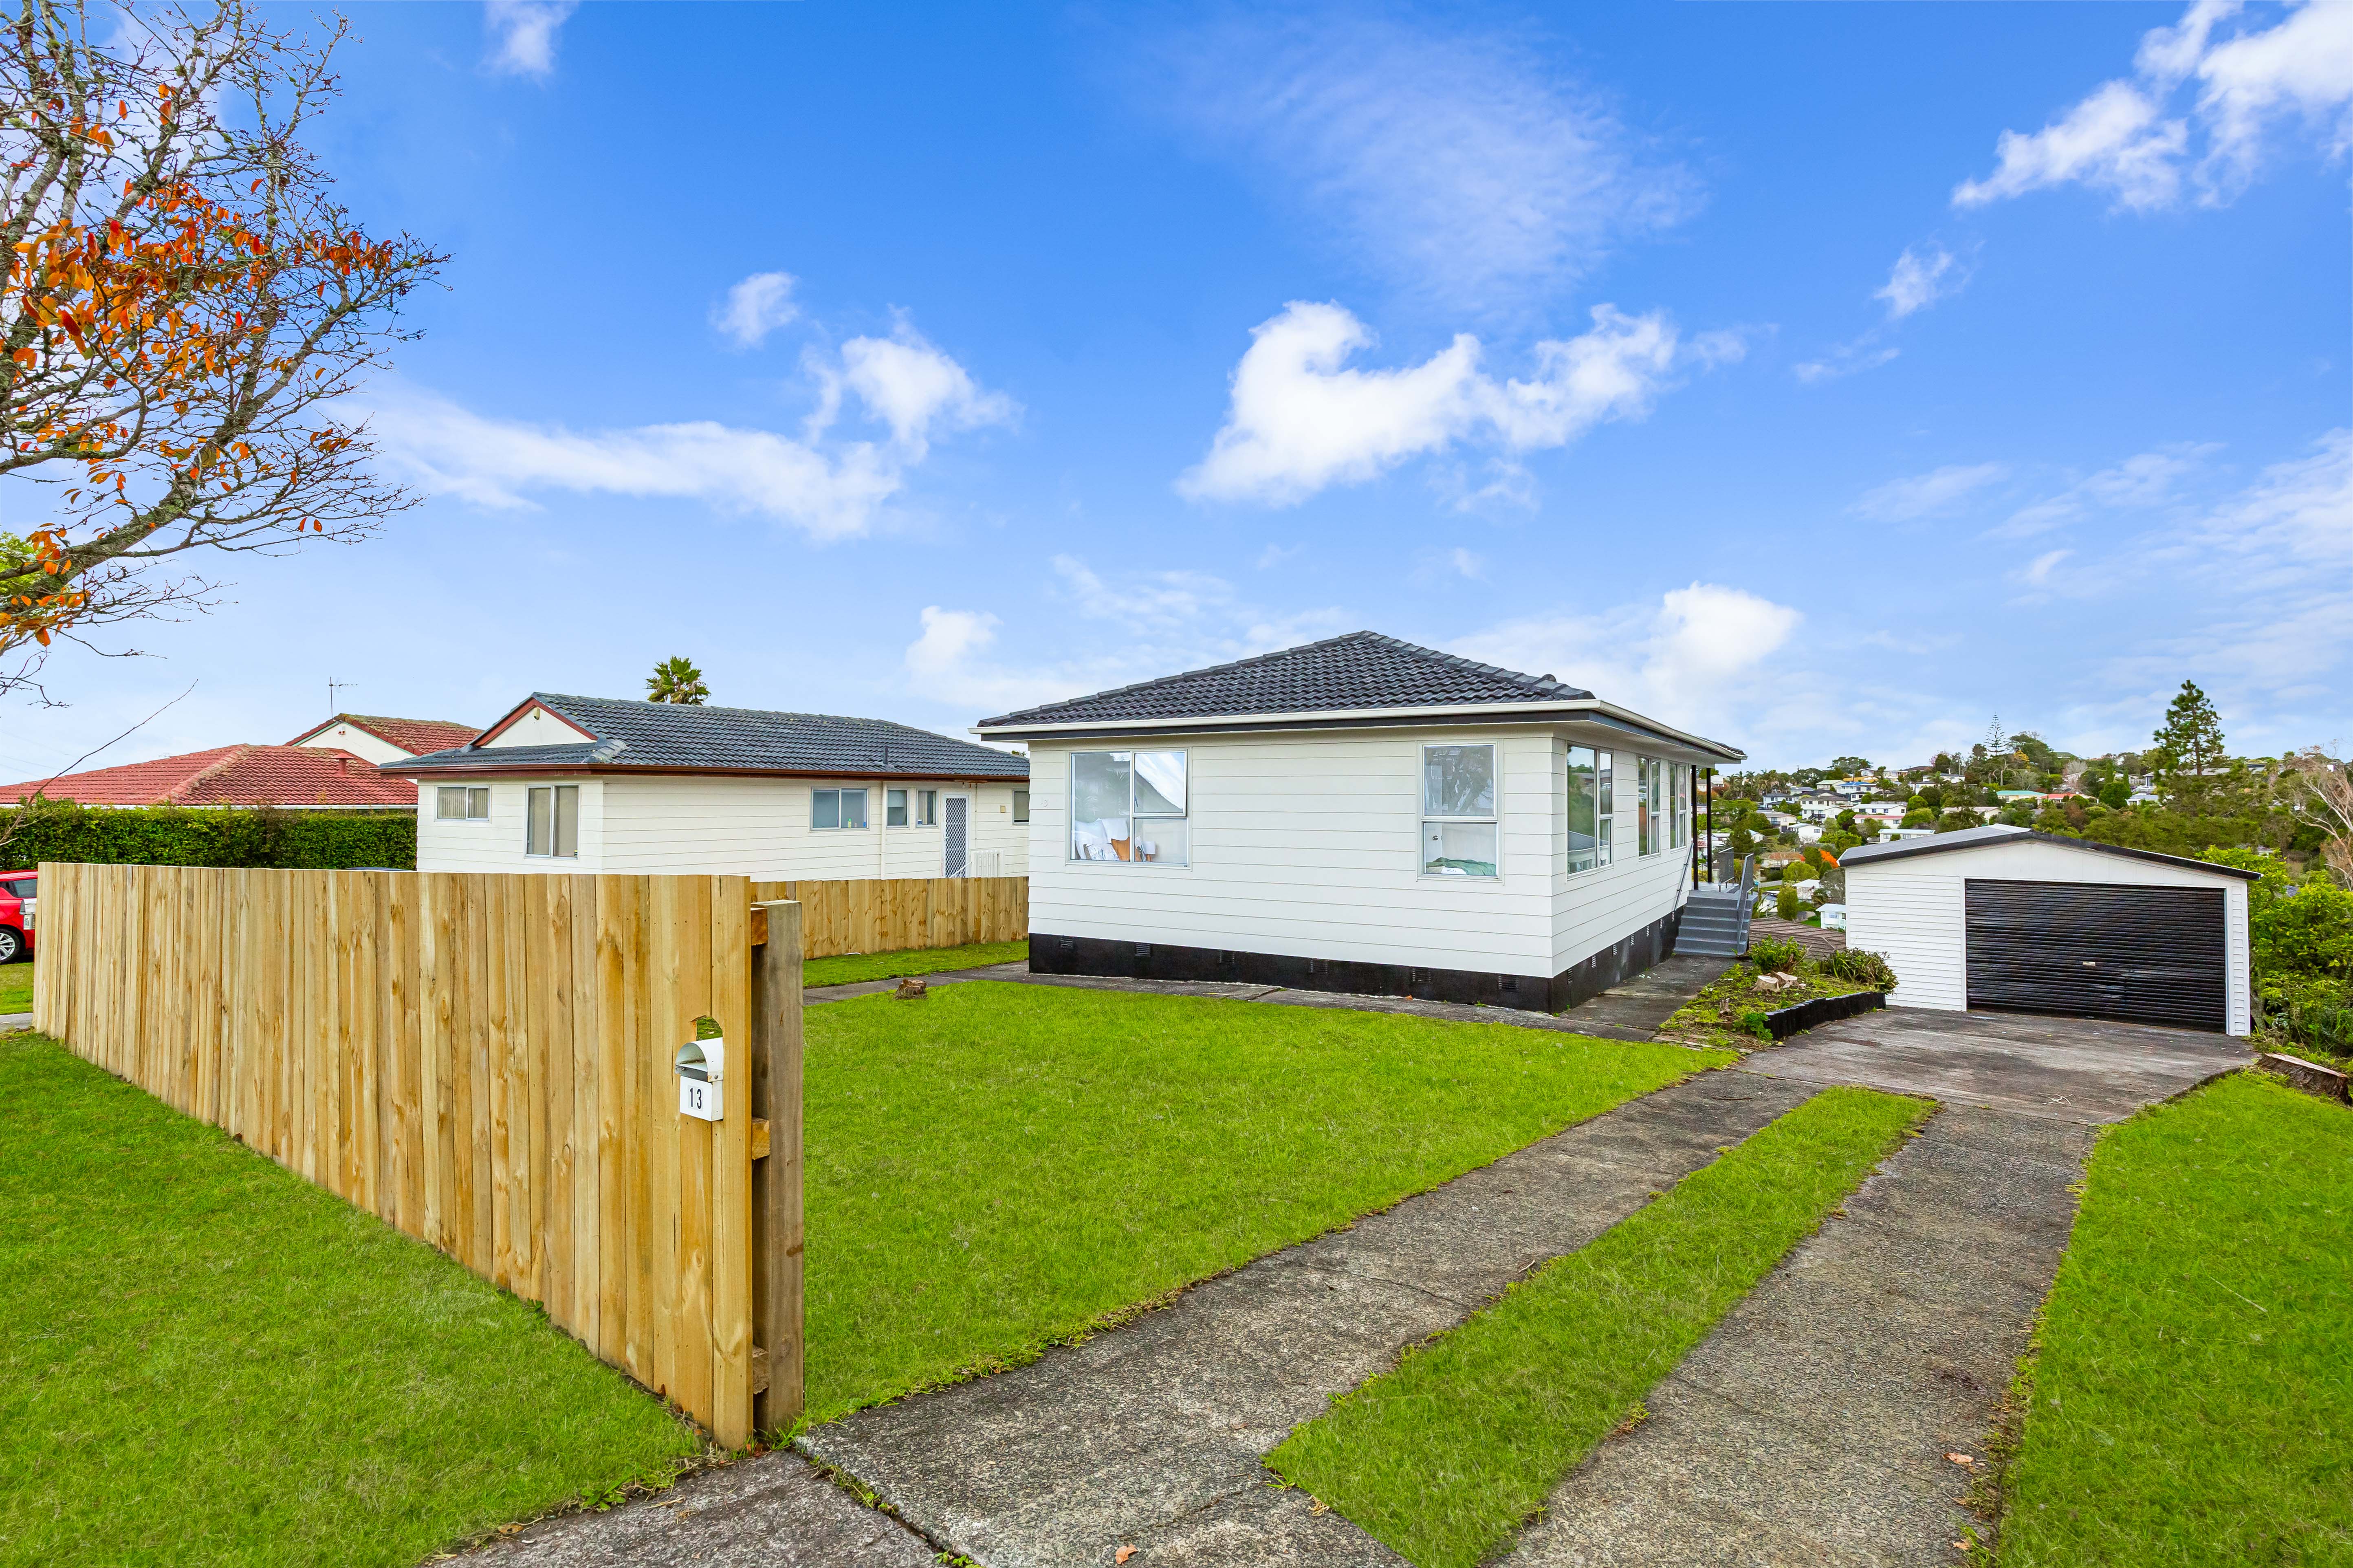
<box><xmin>748</xmin><ymin>899</ymin><xmax>805</xmax><ymax>1436</ymax></box>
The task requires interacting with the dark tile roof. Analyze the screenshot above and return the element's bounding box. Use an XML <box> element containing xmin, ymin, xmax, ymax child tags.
<box><xmin>393</xmin><ymin>693</ymin><xmax>1028</xmax><ymax>780</ymax></box>
<box><xmin>977</xmin><ymin>631</ymin><xmax>1594</xmax><ymax>728</ymax></box>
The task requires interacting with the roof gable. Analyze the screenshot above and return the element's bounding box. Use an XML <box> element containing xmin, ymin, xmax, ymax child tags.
<box><xmin>286</xmin><ymin>713</ymin><xmax>481</xmax><ymax>755</ymax></box>
<box><xmin>977</xmin><ymin>631</ymin><xmax>1594</xmax><ymax>729</ymax></box>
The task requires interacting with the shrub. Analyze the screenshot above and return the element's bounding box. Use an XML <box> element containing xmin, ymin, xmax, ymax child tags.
<box><xmin>1775</xmin><ymin>882</ymin><xmax>1799</xmax><ymax>921</ymax></box>
<box><xmin>1820</xmin><ymin>948</ymin><xmax>1898</xmax><ymax>991</ymax></box>
<box><xmin>2284</xmin><ymin>995</ymin><xmax>2353</xmax><ymax>1063</ymax></box>
<box><xmin>0</xmin><ymin>799</ymin><xmax>414</xmax><ymax>870</ymax></box>
<box><xmin>1749</xmin><ymin>937</ymin><xmax>1805</xmax><ymax>974</ymax></box>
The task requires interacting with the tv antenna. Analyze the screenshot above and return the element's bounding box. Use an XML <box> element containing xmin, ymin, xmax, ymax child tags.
<box><xmin>327</xmin><ymin>676</ymin><xmax>357</xmax><ymax>715</ymax></box>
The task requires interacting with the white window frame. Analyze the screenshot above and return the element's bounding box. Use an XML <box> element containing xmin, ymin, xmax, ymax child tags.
<box><xmin>1066</xmin><ymin>750</ymin><xmax>1189</xmax><ymax>866</ymax></box>
<box><xmin>435</xmin><ymin>785</ymin><xmax>490</xmax><ymax>823</ymax></box>
<box><xmin>811</xmin><ymin>787</ymin><xmax>869</xmax><ymax>830</ymax></box>
<box><xmin>1012</xmin><ymin>788</ymin><xmax>1030</xmax><ymax>824</ymax></box>
<box><xmin>1420</xmin><ymin>742</ymin><xmax>1499</xmax><ymax>880</ymax></box>
<box><xmin>885</xmin><ymin>788</ymin><xmax>939</xmax><ymax>828</ymax></box>
<box><xmin>1638</xmin><ymin>757</ymin><xmax>1664</xmax><ymax>857</ymax></box>
<box><xmin>525</xmin><ymin>784</ymin><xmax>579</xmax><ymax>859</ymax></box>
<box><xmin>1566</xmin><ymin>746</ymin><xmax>1612</xmax><ymax>875</ymax></box>
<box><xmin>1671</xmin><ymin>765</ymin><xmax>1690</xmax><ymax>851</ymax></box>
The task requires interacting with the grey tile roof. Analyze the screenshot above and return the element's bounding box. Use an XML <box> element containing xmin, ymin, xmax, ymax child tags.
<box><xmin>977</xmin><ymin>632</ymin><xmax>1595</xmax><ymax>728</ymax></box>
<box><xmin>394</xmin><ymin>693</ymin><xmax>1028</xmax><ymax>780</ymax></box>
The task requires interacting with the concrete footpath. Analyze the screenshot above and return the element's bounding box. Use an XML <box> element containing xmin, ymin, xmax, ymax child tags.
<box><xmin>799</xmin><ymin>1072</ymin><xmax>1816</xmax><ymax>1568</ymax></box>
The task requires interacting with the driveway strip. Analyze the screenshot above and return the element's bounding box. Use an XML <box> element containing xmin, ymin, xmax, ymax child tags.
<box><xmin>797</xmin><ymin>1070</ymin><xmax>1816</xmax><ymax>1568</ymax></box>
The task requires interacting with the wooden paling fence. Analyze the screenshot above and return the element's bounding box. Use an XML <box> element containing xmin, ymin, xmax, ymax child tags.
<box><xmin>30</xmin><ymin>863</ymin><xmax>804</xmax><ymax>1447</ymax></box>
<box><xmin>752</xmin><ymin>874</ymin><xmax>1025</xmax><ymax>960</ymax></box>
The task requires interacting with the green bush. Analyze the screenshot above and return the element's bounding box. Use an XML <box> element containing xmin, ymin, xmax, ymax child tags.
<box><xmin>2251</xmin><ymin>881</ymin><xmax>2353</xmax><ymax>983</ymax></box>
<box><xmin>1819</xmin><ymin>947</ymin><xmax>1897</xmax><ymax>991</ymax></box>
<box><xmin>1775</xmin><ymin>882</ymin><xmax>1799</xmax><ymax>921</ymax></box>
<box><xmin>1749</xmin><ymin>937</ymin><xmax>1805</xmax><ymax>974</ymax></box>
<box><xmin>0</xmin><ymin>800</ymin><xmax>414</xmax><ymax>870</ymax></box>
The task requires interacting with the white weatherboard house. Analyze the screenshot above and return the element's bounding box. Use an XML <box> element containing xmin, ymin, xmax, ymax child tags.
<box><xmin>390</xmin><ymin>694</ymin><xmax>1030</xmax><ymax>879</ymax></box>
<box><xmin>1842</xmin><ymin>825</ymin><xmax>2255</xmax><ymax>1036</ymax></box>
<box><xmin>973</xmin><ymin>632</ymin><xmax>1744</xmax><ymax>1009</ymax></box>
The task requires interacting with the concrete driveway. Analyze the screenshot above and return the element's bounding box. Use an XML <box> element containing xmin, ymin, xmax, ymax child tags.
<box><xmin>1742</xmin><ymin>1005</ymin><xmax>2252</xmax><ymax>1123</ymax></box>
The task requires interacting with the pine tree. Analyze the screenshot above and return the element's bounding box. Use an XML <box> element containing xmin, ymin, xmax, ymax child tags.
<box><xmin>2150</xmin><ymin>680</ymin><xmax>2225</xmax><ymax>811</ymax></box>
<box><xmin>645</xmin><ymin>656</ymin><xmax>710</xmax><ymax>705</ymax></box>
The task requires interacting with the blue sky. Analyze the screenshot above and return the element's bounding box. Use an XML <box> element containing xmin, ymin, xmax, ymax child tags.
<box><xmin>5</xmin><ymin>0</ymin><xmax>2348</xmax><ymax>780</ymax></box>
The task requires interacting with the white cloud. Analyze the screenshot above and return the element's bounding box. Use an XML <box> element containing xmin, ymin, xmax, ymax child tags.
<box><xmin>902</xmin><ymin>607</ymin><xmax>1077</xmax><ymax>714</ymax></box>
<box><xmin>1448</xmin><ymin>547</ymin><xmax>1486</xmax><ymax>580</ymax></box>
<box><xmin>1852</xmin><ymin>462</ymin><xmax>2010</xmax><ymax>522</ymax></box>
<box><xmin>1152</xmin><ymin>14</ymin><xmax>1699</xmax><ymax>314</ymax></box>
<box><xmin>1988</xmin><ymin>444</ymin><xmax>2215</xmax><ymax>538</ymax></box>
<box><xmin>712</xmin><ymin>272</ymin><xmax>800</xmax><ymax>349</ymax></box>
<box><xmin>1793</xmin><ymin>343</ymin><xmax>1901</xmax><ymax>385</ymax></box>
<box><xmin>370</xmin><ymin>323</ymin><xmax>1013</xmax><ymax>540</ymax></box>
<box><xmin>1876</xmin><ymin>244</ymin><xmax>1964</xmax><ymax>319</ymax></box>
<box><xmin>1953</xmin><ymin>0</ymin><xmax>2353</xmax><ymax>211</ymax></box>
<box><xmin>1179</xmin><ymin>300</ymin><xmax>1720</xmax><ymax>507</ymax></box>
<box><xmin>1452</xmin><ymin>582</ymin><xmax>1803</xmax><ymax>736</ymax></box>
<box><xmin>1051</xmin><ymin>556</ymin><xmax>1239</xmax><ymax>628</ymax></box>
<box><xmin>1255</xmin><ymin>543</ymin><xmax>1304</xmax><ymax>570</ymax></box>
<box><xmin>2021</xmin><ymin>547</ymin><xmax>2074</xmax><ymax>587</ymax></box>
<box><xmin>483</xmin><ymin>0</ymin><xmax>577</xmax><ymax>78</ymax></box>
<box><xmin>837</xmin><ymin>321</ymin><xmax>1019</xmax><ymax>456</ymax></box>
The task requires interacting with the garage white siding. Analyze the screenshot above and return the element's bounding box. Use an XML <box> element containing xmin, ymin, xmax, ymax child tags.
<box><xmin>1843</xmin><ymin>832</ymin><xmax>2251</xmax><ymax>1035</ymax></box>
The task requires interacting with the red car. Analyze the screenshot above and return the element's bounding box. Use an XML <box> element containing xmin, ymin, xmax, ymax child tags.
<box><xmin>0</xmin><ymin>869</ymin><xmax>34</xmax><ymax>966</ymax></box>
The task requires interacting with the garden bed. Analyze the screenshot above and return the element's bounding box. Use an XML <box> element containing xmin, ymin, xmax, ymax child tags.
<box><xmin>1660</xmin><ymin>956</ymin><xmax>1880</xmax><ymax>1048</ymax></box>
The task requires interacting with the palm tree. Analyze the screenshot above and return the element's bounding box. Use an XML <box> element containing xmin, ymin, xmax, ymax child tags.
<box><xmin>645</xmin><ymin>656</ymin><xmax>709</xmax><ymax>705</ymax></box>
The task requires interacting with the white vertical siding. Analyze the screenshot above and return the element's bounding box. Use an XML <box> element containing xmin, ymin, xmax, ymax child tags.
<box><xmin>1844</xmin><ymin>838</ymin><xmax>2252</xmax><ymax>1035</ymax></box>
<box><xmin>412</xmin><ymin>774</ymin><xmax>1027</xmax><ymax>880</ymax></box>
<box><xmin>1026</xmin><ymin>729</ymin><xmax>1693</xmax><ymax>977</ymax></box>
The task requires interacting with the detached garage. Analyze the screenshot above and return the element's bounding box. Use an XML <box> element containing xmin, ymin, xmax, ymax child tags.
<box><xmin>1842</xmin><ymin>825</ymin><xmax>2255</xmax><ymax>1037</ymax></box>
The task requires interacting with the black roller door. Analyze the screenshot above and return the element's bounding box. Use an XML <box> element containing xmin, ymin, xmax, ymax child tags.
<box><xmin>1964</xmin><ymin>879</ymin><xmax>2226</xmax><ymax>1031</ymax></box>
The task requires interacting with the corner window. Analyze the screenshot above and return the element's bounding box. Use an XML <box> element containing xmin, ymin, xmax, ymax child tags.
<box><xmin>1567</xmin><ymin>747</ymin><xmax>1612</xmax><ymax>874</ymax></box>
<box><xmin>1638</xmin><ymin>758</ymin><xmax>1663</xmax><ymax>857</ymax></box>
<box><xmin>1068</xmin><ymin>750</ymin><xmax>1188</xmax><ymax>865</ymax></box>
<box><xmin>1012</xmin><ymin>788</ymin><xmax>1030</xmax><ymax>824</ymax></box>
<box><xmin>1422</xmin><ymin>744</ymin><xmax>1497</xmax><ymax>877</ymax></box>
<box><xmin>1671</xmin><ymin>766</ymin><xmax>1690</xmax><ymax>850</ymax></box>
<box><xmin>525</xmin><ymin>785</ymin><xmax>579</xmax><ymax>858</ymax></box>
<box><xmin>812</xmin><ymin>787</ymin><xmax>868</xmax><ymax>830</ymax></box>
<box><xmin>436</xmin><ymin>786</ymin><xmax>490</xmax><ymax>821</ymax></box>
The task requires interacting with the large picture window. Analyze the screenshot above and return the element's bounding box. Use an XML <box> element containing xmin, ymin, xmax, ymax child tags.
<box><xmin>1422</xmin><ymin>744</ymin><xmax>1497</xmax><ymax>877</ymax></box>
<box><xmin>1638</xmin><ymin>757</ymin><xmax>1663</xmax><ymax>857</ymax></box>
<box><xmin>812</xmin><ymin>787</ymin><xmax>869</xmax><ymax>830</ymax></box>
<box><xmin>1567</xmin><ymin>747</ymin><xmax>1612</xmax><ymax>874</ymax></box>
<box><xmin>525</xmin><ymin>785</ymin><xmax>579</xmax><ymax>858</ymax></box>
<box><xmin>1069</xmin><ymin>750</ymin><xmax>1188</xmax><ymax>864</ymax></box>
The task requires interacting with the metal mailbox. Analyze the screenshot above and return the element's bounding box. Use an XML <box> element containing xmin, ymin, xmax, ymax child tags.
<box><xmin>674</xmin><ymin>1037</ymin><xmax>726</xmax><ymax>1122</ymax></box>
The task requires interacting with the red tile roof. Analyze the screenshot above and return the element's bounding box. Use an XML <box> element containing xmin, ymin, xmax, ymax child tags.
<box><xmin>285</xmin><ymin>713</ymin><xmax>481</xmax><ymax>755</ymax></box>
<box><xmin>0</xmin><ymin>745</ymin><xmax>417</xmax><ymax>808</ymax></box>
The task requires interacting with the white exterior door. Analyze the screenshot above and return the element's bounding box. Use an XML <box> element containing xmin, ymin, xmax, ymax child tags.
<box><xmin>944</xmin><ymin>795</ymin><xmax>970</xmax><ymax>876</ymax></box>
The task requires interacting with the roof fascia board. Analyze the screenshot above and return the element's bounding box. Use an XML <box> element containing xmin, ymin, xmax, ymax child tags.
<box><xmin>1844</xmin><ymin>829</ymin><xmax>2261</xmax><ymax>881</ymax></box>
<box><xmin>474</xmin><ymin>696</ymin><xmax>597</xmax><ymax>748</ymax></box>
<box><xmin>976</xmin><ymin>699</ymin><xmax>1742</xmax><ymax>762</ymax></box>
<box><xmin>383</xmin><ymin>760</ymin><xmax>1026</xmax><ymax>783</ymax></box>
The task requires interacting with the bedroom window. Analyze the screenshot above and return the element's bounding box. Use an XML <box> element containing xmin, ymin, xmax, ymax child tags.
<box><xmin>1638</xmin><ymin>758</ymin><xmax>1663</xmax><ymax>857</ymax></box>
<box><xmin>1068</xmin><ymin>750</ymin><xmax>1188</xmax><ymax>865</ymax></box>
<box><xmin>1013</xmin><ymin>788</ymin><xmax>1030</xmax><ymax>824</ymax></box>
<box><xmin>811</xmin><ymin>787</ymin><xmax>868</xmax><ymax>830</ymax></box>
<box><xmin>1422</xmin><ymin>744</ymin><xmax>1497</xmax><ymax>878</ymax></box>
<box><xmin>525</xmin><ymin>785</ymin><xmax>579</xmax><ymax>858</ymax></box>
<box><xmin>886</xmin><ymin>788</ymin><xmax>936</xmax><ymax>827</ymax></box>
<box><xmin>1567</xmin><ymin>747</ymin><xmax>1612</xmax><ymax>874</ymax></box>
<box><xmin>435</xmin><ymin>786</ymin><xmax>489</xmax><ymax>821</ymax></box>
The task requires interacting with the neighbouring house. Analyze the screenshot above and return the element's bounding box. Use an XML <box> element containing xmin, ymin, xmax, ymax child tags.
<box><xmin>286</xmin><ymin>712</ymin><xmax>482</xmax><ymax>765</ymax></box>
<box><xmin>971</xmin><ymin>631</ymin><xmax>1741</xmax><ymax>1010</ymax></box>
<box><xmin>386</xmin><ymin>693</ymin><xmax>1029</xmax><ymax>879</ymax></box>
<box><xmin>1856</xmin><ymin>800</ymin><xmax>1908</xmax><ymax>822</ymax></box>
<box><xmin>1842</xmin><ymin>824</ymin><xmax>2254</xmax><ymax>1035</ymax></box>
<box><xmin>0</xmin><ymin>744</ymin><xmax>420</xmax><ymax>811</ymax></box>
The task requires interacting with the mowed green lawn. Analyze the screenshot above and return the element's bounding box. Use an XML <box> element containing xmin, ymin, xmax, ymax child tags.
<box><xmin>0</xmin><ymin>959</ymin><xmax>32</xmax><ymax>1014</ymax></box>
<box><xmin>0</xmin><ymin>1030</ymin><xmax>701</xmax><ymax>1568</ymax></box>
<box><xmin>801</xmin><ymin>938</ymin><xmax>1026</xmax><ymax>988</ymax></box>
<box><xmin>2000</xmin><ymin>1072</ymin><xmax>2353</xmax><ymax>1566</ymax></box>
<box><xmin>801</xmin><ymin>982</ymin><xmax>1730</xmax><ymax>1423</ymax></box>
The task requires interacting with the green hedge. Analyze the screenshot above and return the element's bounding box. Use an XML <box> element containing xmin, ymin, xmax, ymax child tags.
<box><xmin>0</xmin><ymin>800</ymin><xmax>415</xmax><ymax>870</ymax></box>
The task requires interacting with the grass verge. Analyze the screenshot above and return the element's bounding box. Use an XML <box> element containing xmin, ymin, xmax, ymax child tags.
<box><xmin>0</xmin><ymin>958</ymin><xmax>31</xmax><ymax>1013</ymax></box>
<box><xmin>803</xmin><ymin>981</ymin><xmax>1730</xmax><ymax>1424</ymax></box>
<box><xmin>801</xmin><ymin>938</ymin><xmax>1026</xmax><ymax>988</ymax></box>
<box><xmin>1268</xmin><ymin>1084</ymin><xmax>1932</xmax><ymax>1568</ymax></box>
<box><xmin>1995</xmin><ymin>1071</ymin><xmax>2351</xmax><ymax>1566</ymax></box>
<box><xmin>0</xmin><ymin>1029</ymin><xmax>701</xmax><ymax>1568</ymax></box>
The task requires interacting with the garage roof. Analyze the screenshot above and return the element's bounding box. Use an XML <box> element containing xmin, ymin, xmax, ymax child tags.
<box><xmin>1840</xmin><ymin>824</ymin><xmax>2260</xmax><ymax>880</ymax></box>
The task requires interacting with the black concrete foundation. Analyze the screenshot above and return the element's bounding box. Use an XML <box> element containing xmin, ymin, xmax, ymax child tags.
<box><xmin>1028</xmin><ymin>907</ymin><xmax>1684</xmax><ymax>1015</ymax></box>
